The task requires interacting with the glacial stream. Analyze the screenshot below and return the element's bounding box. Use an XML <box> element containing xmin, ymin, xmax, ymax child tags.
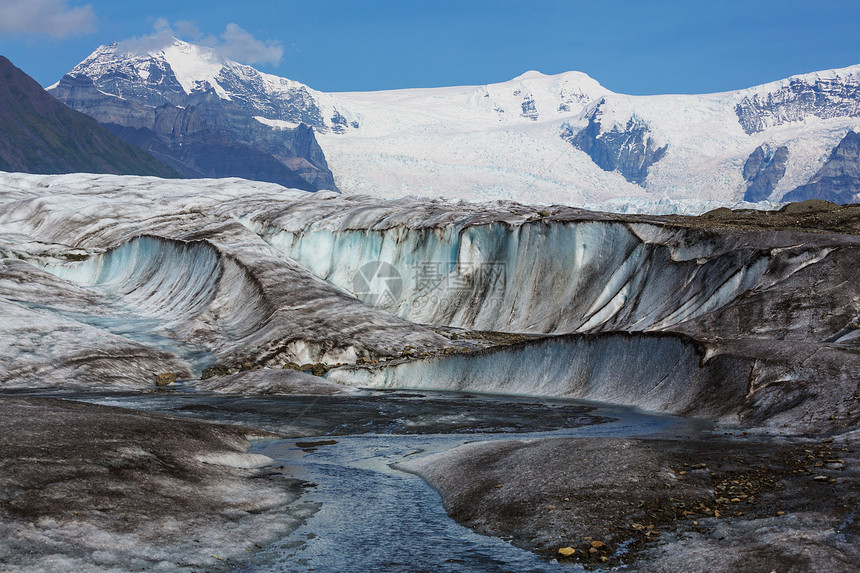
<box><xmin>16</xmin><ymin>388</ymin><xmax>710</xmax><ymax>572</ymax></box>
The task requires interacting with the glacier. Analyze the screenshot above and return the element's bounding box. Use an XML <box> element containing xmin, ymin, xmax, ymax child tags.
<box><xmin>239</xmin><ymin>193</ymin><xmax>840</xmax><ymax>339</ymax></box>
<box><xmin>6</xmin><ymin>35</ymin><xmax>860</xmax><ymax>572</ymax></box>
<box><xmin>0</xmin><ymin>396</ymin><xmax>311</xmax><ymax>573</ymax></box>
<box><xmin>0</xmin><ymin>171</ymin><xmax>857</xmax><ymax>433</ymax></box>
<box><xmin>0</xmin><ymin>171</ymin><xmax>858</xmax><ymax>572</ymax></box>
<box><xmin>0</xmin><ymin>173</ymin><xmax>454</xmax><ymax>388</ymax></box>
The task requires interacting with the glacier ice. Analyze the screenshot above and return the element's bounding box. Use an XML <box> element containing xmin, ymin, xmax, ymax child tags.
<box><xmin>240</xmin><ymin>194</ymin><xmax>832</xmax><ymax>336</ymax></box>
<box><xmin>0</xmin><ymin>173</ymin><xmax>452</xmax><ymax>388</ymax></box>
<box><xmin>52</xmin><ymin>38</ymin><xmax>860</xmax><ymax>206</ymax></box>
<box><xmin>0</xmin><ymin>172</ymin><xmax>857</xmax><ymax>435</ymax></box>
<box><xmin>0</xmin><ymin>396</ymin><xmax>311</xmax><ymax>572</ymax></box>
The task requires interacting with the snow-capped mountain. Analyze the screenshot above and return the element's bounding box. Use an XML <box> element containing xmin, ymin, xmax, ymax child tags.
<box><xmin>55</xmin><ymin>40</ymin><xmax>352</xmax><ymax>131</ymax></box>
<box><xmin>49</xmin><ymin>40</ymin><xmax>339</xmax><ymax>191</ymax></box>
<box><xmin>50</xmin><ymin>38</ymin><xmax>860</xmax><ymax>206</ymax></box>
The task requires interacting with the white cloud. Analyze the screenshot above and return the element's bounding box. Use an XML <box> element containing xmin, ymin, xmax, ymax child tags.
<box><xmin>117</xmin><ymin>20</ymin><xmax>283</xmax><ymax>67</ymax></box>
<box><xmin>0</xmin><ymin>0</ymin><xmax>96</xmax><ymax>38</ymax></box>
<box><xmin>116</xmin><ymin>28</ymin><xmax>175</xmax><ymax>55</ymax></box>
<box><xmin>212</xmin><ymin>23</ymin><xmax>283</xmax><ymax>66</ymax></box>
<box><xmin>153</xmin><ymin>17</ymin><xmax>170</xmax><ymax>33</ymax></box>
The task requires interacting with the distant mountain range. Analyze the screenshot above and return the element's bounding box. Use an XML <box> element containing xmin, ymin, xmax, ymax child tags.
<box><xmin>32</xmin><ymin>39</ymin><xmax>860</xmax><ymax>205</ymax></box>
<box><xmin>0</xmin><ymin>56</ymin><xmax>178</xmax><ymax>178</ymax></box>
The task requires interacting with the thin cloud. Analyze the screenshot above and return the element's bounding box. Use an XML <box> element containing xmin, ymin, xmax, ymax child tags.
<box><xmin>118</xmin><ymin>20</ymin><xmax>283</xmax><ymax>67</ymax></box>
<box><xmin>117</xmin><ymin>28</ymin><xmax>175</xmax><ymax>56</ymax></box>
<box><xmin>0</xmin><ymin>0</ymin><xmax>96</xmax><ymax>38</ymax></box>
<box><xmin>174</xmin><ymin>20</ymin><xmax>203</xmax><ymax>41</ymax></box>
<box><xmin>213</xmin><ymin>23</ymin><xmax>283</xmax><ymax>66</ymax></box>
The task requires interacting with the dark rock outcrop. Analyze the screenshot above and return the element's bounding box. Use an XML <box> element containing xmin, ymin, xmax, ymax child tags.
<box><xmin>783</xmin><ymin>130</ymin><xmax>860</xmax><ymax>204</ymax></box>
<box><xmin>0</xmin><ymin>56</ymin><xmax>178</xmax><ymax>177</ymax></box>
<box><xmin>735</xmin><ymin>74</ymin><xmax>860</xmax><ymax>134</ymax></box>
<box><xmin>520</xmin><ymin>94</ymin><xmax>538</xmax><ymax>120</ymax></box>
<box><xmin>742</xmin><ymin>145</ymin><xmax>789</xmax><ymax>202</ymax></box>
<box><xmin>563</xmin><ymin>102</ymin><xmax>668</xmax><ymax>185</ymax></box>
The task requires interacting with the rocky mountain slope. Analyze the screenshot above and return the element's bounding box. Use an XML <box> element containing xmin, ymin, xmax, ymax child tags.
<box><xmin>50</xmin><ymin>40</ymin><xmax>860</xmax><ymax>206</ymax></box>
<box><xmin>783</xmin><ymin>129</ymin><xmax>860</xmax><ymax>203</ymax></box>
<box><xmin>48</xmin><ymin>42</ymin><xmax>336</xmax><ymax>191</ymax></box>
<box><xmin>0</xmin><ymin>56</ymin><xmax>178</xmax><ymax>178</ymax></box>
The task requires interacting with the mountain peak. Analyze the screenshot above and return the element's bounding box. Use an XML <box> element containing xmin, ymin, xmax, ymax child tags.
<box><xmin>105</xmin><ymin>35</ymin><xmax>225</xmax><ymax>63</ymax></box>
<box><xmin>150</xmin><ymin>39</ymin><xmax>230</xmax><ymax>96</ymax></box>
<box><xmin>73</xmin><ymin>38</ymin><xmax>232</xmax><ymax>99</ymax></box>
<box><xmin>513</xmin><ymin>70</ymin><xmax>546</xmax><ymax>81</ymax></box>
<box><xmin>145</xmin><ymin>37</ymin><xmax>225</xmax><ymax>66</ymax></box>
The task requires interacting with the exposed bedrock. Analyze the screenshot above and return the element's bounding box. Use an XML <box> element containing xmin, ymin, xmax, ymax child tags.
<box><xmin>329</xmin><ymin>332</ymin><xmax>860</xmax><ymax>434</ymax></box>
<box><xmin>50</xmin><ymin>73</ymin><xmax>338</xmax><ymax>191</ymax></box>
<box><xmin>561</xmin><ymin>103</ymin><xmax>668</xmax><ymax>185</ymax></box>
<box><xmin>246</xmin><ymin>207</ymin><xmax>860</xmax><ymax>340</ymax></box>
<box><xmin>742</xmin><ymin>145</ymin><xmax>789</xmax><ymax>202</ymax></box>
<box><xmin>735</xmin><ymin>75</ymin><xmax>860</xmax><ymax>134</ymax></box>
<box><xmin>783</xmin><ymin>130</ymin><xmax>860</xmax><ymax>204</ymax></box>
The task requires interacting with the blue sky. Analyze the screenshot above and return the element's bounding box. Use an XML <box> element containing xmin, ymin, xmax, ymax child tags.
<box><xmin>1</xmin><ymin>0</ymin><xmax>858</xmax><ymax>94</ymax></box>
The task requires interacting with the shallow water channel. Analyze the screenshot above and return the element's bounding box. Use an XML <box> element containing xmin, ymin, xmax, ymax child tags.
<box><xmin>29</xmin><ymin>388</ymin><xmax>710</xmax><ymax>572</ymax></box>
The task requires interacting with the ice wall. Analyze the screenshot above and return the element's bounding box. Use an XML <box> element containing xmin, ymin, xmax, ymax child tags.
<box><xmin>328</xmin><ymin>333</ymin><xmax>751</xmax><ymax>417</ymax></box>
<box><xmin>328</xmin><ymin>332</ymin><xmax>860</xmax><ymax>431</ymax></box>
<box><xmin>260</xmin><ymin>219</ymin><xmax>774</xmax><ymax>334</ymax></box>
<box><xmin>38</xmin><ymin>235</ymin><xmax>275</xmax><ymax>347</ymax></box>
<box><xmin>31</xmin><ymin>233</ymin><xmax>450</xmax><ymax>373</ymax></box>
<box><xmin>45</xmin><ymin>235</ymin><xmax>223</xmax><ymax>323</ymax></box>
<box><xmin>23</xmin><ymin>235</ymin><xmax>271</xmax><ymax>377</ymax></box>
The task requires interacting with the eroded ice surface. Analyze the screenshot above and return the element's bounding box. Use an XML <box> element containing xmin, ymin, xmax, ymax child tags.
<box><xmin>0</xmin><ymin>172</ymin><xmax>857</xmax><ymax>434</ymax></box>
<box><xmin>0</xmin><ymin>174</ymin><xmax>453</xmax><ymax>388</ymax></box>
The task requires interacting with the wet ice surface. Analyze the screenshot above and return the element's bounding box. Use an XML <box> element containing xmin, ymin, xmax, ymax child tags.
<box><xmin>16</xmin><ymin>300</ymin><xmax>217</xmax><ymax>371</ymax></box>
<box><xmin>12</xmin><ymin>388</ymin><xmax>708</xmax><ymax>572</ymax></box>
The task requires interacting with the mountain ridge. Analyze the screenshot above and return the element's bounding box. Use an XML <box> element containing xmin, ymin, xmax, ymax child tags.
<box><xmin>49</xmin><ymin>39</ymin><xmax>860</xmax><ymax>205</ymax></box>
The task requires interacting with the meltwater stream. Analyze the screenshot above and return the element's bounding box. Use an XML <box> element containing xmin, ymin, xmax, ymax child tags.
<box><xmin>28</xmin><ymin>388</ymin><xmax>709</xmax><ymax>572</ymax></box>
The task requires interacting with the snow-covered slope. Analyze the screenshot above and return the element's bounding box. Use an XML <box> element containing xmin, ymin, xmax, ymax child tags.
<box><xmin>52</xmin><ymin>39</ymin><xmax>860</xmax><ymax>206</ymax></box>
<box><xmin>317</xmin><ymin>66</ymin><xmax>860</xmax><ymax>205</ymax></box>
